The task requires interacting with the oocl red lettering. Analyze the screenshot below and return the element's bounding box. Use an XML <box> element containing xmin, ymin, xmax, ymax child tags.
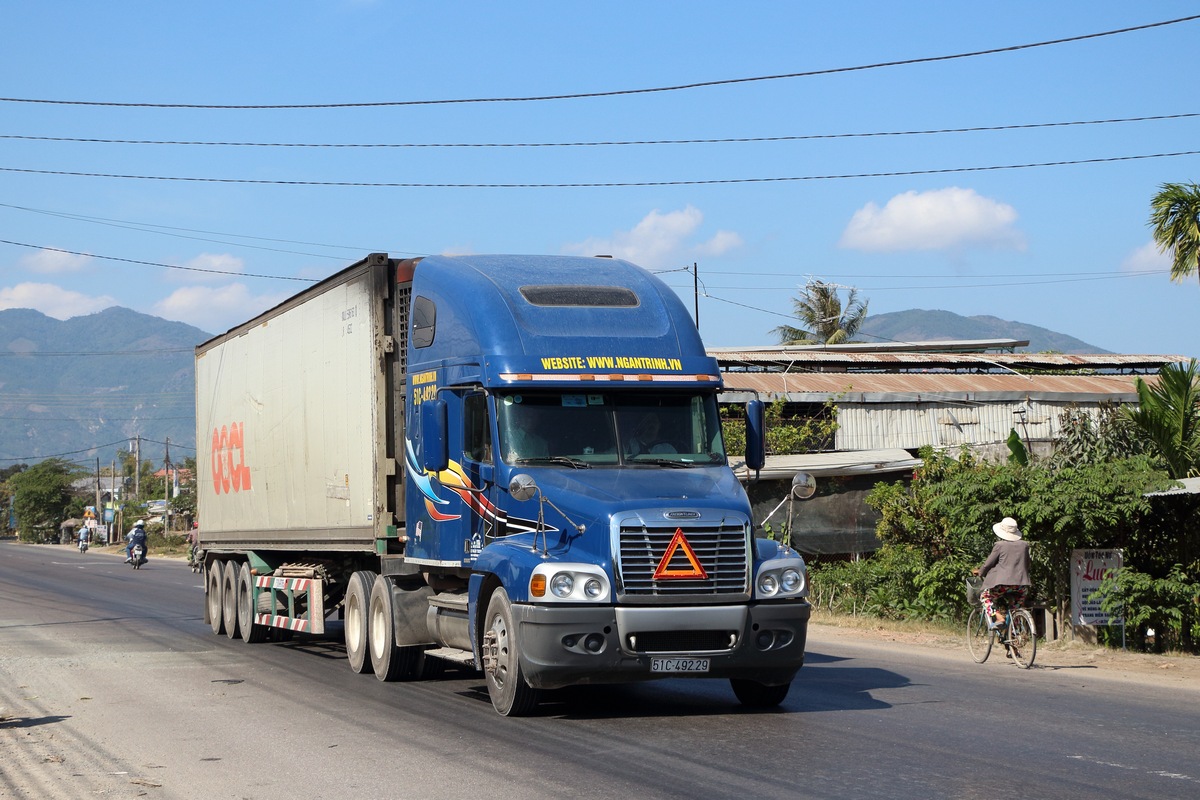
<box><xmin>211</xmin><ymin>422</ymin><xmax>252</xmax><ymax>495</ymax></box>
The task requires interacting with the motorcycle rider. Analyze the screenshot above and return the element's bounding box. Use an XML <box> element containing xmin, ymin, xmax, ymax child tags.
<box><xmin>125</xmin><ymin>519</ymin><xmax>148</xmax><ymax>564</ymax></box>
<box><xmin>78</xmin><ymin>524</ymin><xmax>90</xmax><ymax>552</ymax></box>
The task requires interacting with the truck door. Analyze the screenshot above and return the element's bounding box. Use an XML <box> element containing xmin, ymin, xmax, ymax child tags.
<box><xmin>461</xmin><ymin>391</ymin><xmax>499</xmax><ymax>562</ymax></box>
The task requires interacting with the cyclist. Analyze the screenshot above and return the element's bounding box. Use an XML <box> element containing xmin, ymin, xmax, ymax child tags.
<box><xmin>971</xmin><ymin>516</ymin><xmax>1031</xmax><ymax>628</ymax></box>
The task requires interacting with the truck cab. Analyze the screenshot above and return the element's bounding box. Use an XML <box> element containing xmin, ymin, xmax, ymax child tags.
<box><xmin>399</xmin><ymin>255</ymin><xmax>810</xmax><ymax>714</ymax></box>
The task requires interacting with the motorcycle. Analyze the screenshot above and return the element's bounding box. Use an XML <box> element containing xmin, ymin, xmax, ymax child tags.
<box><xmin>129</xmin><ymin>542</ymin><xmax>147</xmax><ymax>569</ymax></box>
<box><xmin>78</xmin><ymin>535</ymin><xmax>88</xmax><ymax>554</ymax></box>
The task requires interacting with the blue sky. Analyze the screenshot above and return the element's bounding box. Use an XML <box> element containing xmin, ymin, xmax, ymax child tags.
<box><xmin>2</xmin><ymin>2</ymin><xmax>1199</xmax><ymax>356</ymax></box>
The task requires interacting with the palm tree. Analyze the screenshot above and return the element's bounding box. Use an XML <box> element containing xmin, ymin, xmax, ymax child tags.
<box><xmin>1149</xmin><ymin>182</ymin><xmax>1200</xmax><ymax>283</ymax></box>
<box><xmin>772</xmin><ymin>280</ymin><xmax>868</xmax><ymax>345</ymax></box>
<box><xmin>1125</xmin><ymin>359</ymin><xmax>1200</xmax><ymax>479</ymax></box>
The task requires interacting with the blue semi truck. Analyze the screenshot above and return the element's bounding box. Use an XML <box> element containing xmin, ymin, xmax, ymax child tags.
<box><xmin>196</xmin><ymin>252</ymin><xmax>811</xmax><ymax>715</ymax></box>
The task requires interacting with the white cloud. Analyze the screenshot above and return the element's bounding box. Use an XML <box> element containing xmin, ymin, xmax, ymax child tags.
<box><xmin>1121</xmin><ymin>240</ymin><xmax>1170</xmax><ymax>273</ymax></box>
<box><xmin>563</xmin><ymin>206</ymin><xmax>743</xmax><ymax>268</ymax></box>
<box><xmin>153</xmin><ymin>283</ymin><xmax>292</xmax><ymax>332</ymax></box>
<box><xmin>174</xmin><ymin>252</ymin><xmax>246</xmax><ymax>283</ymax></box>
<box><xmin>19</xmin><ymin>248</ymin><xmax>92</xmax><ymax>274</ymax></box>
<box><xmin>839</xmin><ymin>187</ymin><xmax>1025</xmax><ymax>253</ymax></box>
<box><xmin>0</xmin><ymin>282</ymin><xmax>117</xmax><ymax>319</ymax></box>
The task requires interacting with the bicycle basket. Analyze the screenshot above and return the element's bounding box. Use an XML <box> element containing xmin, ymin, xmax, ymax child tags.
<box><xmin>965</xmin><ymin>576</ymin><xmax>983</xmax><ymax>606</ymax></box>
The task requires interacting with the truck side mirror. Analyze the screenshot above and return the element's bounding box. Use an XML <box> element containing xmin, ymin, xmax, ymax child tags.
<box><xmin>421</xmin><ymin>398</ymin><xmax>449</xmax><ymax>472</ymax></box>
<box><xmin>508</xmin><ymin>473</ymin><xmax>539</xmax><ymax>501</ymax></box>
<box><xmin>745</xmin><ymin>399</ymin><xmax>766</xmax><ymax>471</ymax></box>
<box><xmin>790</xmin><ymin>471</ymin><xmax>816</xmax><ymax>500</ymax></box>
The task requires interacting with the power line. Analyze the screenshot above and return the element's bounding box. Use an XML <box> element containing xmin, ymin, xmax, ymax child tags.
<box><xmin>3</xmin><ymin>112</ymin><xmax>1196</xmax><ymax>149</ymax></box>
<box><xmin>662</xmin><ymin>270</ymin><xmax>1171</xmax><ymax>292</ymax></box>
<box><xmin>0</xmin><ymin>239</ymin><xmax>318</xmax><ymax>281</ymax></box>
<box><xmin>0</xmin><ymin>347</ymin><xmax>193</xmax><ymax>357</ymax></box>
<box><xmin>0</xmin><ymin>202</ymin><xmax>416</xmax><ymax>260</ymax></box>
<box><xmin>4</xmin><ymin>149</ymin><xmax>1199</xmax><ymax>188</ymax></box>
<box><xmin>1</xmin><ymin>16</ymin><xmax>1194</xmax><ymax>109</ymax></box>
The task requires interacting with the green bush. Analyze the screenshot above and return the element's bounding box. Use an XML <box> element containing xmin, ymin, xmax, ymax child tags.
<box><xmin>1095</xmin><ymin>565</ymin><xmax>1199</xmax><ymax>653</ymax></box>
<box><xmin>807</xmin><ymin>544</ymin><xmax>964</xmax><ymax>621</ymax></box>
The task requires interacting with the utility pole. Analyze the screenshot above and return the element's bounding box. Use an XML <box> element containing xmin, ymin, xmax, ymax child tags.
<box><xmin>692</xmin><ymin>262</ymin><xmax>700</xmax><ymax>330</ymax></box>
<box><xmin>134</xmin><ymin>435</ymin><xmax>141</xmax><ymax>502</ymax></box>
<box><xmin>163</xmin><ymin>438</ymin><xmax>171</xmax><ymax>534</ymax></box>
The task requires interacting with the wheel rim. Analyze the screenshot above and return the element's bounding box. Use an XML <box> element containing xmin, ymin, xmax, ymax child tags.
<box><xmin>346</xmin><ymin>593</ymin><xmax>365</xmax><ymax>655</ymax></box>
<box><xmin>488</xmin><ymin>611</ymin><xmax>513</xmax><ymax>689</ymax></box>
<box><xmin>370</xmin><ymin>596</ymin><xmax>388</xmax><ymax>662</ymax></box>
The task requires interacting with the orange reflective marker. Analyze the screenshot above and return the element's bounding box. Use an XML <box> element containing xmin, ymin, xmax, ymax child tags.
<box><xmin>653</xmin><ymin>529</ymin><xmax>708</xmax><ymax>580</ymax></box>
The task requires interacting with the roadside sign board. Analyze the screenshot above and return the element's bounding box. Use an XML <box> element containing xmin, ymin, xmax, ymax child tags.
<box><xmin>1071</xmin><ymin>548</ymin><xmax>1123</xmax><ymax>626</ymax></box>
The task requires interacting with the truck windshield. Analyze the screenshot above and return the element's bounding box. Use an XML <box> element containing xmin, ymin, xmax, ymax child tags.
<box><xmin>496</xmin><ymin>391</ymin><xmax>726</xmax><ymax>467</ymax></box>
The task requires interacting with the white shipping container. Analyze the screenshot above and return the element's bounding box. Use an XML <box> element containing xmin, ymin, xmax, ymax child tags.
<box><xmin>196</xmin><ymin>263</ymin><xmax>393</xmax><ymax>549</ymax></box>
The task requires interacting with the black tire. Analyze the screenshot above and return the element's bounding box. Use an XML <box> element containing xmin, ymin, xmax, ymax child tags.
<box><xmin>731</xmin><ymin>679</ymin><xmax>791</xmax><ymax>708</ymax></box>
<box><xmin>482</xmin><ymin>588</ymin><xmax>540</xmax><ymax>716</ymax></box>
<box><xmin>344</xmin><ymin>571</ymin><xmax>374</xmax><ymax>674</ymax></box>
<box><xmin>369</xmin><ymin>575</ymin><xmax>420</xmax><ymax>682</ymax></box>
<box><xmin>1009</xmin><ymin>609</ymin><xmax>1037</xmax><ymax>669</ymax></box>
<box><xmin>967</xmin><ymin>607</ymin><xmax>993</xmax><ymax>663</ymax></box>
<box><xmin>237</xmin><ymin>563</ymin><xmax>268</xmax><ymax>644</ymax></box>
<box><xmin>207</xmin><ymin>561</ymin><xmax>225</xmax><ymax>636</ymax></box>
<box><xmin>222</xmin><ymin>560</ymin><xmax>241</xmax><ymax>640</ymax></box>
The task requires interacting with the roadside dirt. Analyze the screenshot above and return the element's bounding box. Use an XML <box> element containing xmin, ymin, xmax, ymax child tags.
<box><xmin>808</xmin><ymin>615</ymin><xmax>1200</xmax><ymax>690</ymax></box>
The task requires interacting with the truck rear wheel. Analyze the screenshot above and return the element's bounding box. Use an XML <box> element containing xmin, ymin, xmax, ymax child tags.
<box><xmin>482</xmin><ymin>588</ymin><xmax>540</xmax><ymax>717</ymax></box>
<box><xmin>207</xmin><ymin>561</ymin><xmax>225</xmax><ymax>636</ymax></box>
<box><xmin>221</xmin><ymin>560</ymin><xmax>241</xmax><ymax>640</ymax></box>
<box><xmin>369</xmin><ymin>575</ymin><xmax>419</xmax><ymax>681</ymax></box>
<box><xmin>237</xmin><ymin>562</ymin><xmax>268</xmax><ymax>643</ymax></box>
<box><xmin>730</xmin><ymin>678</ymin><xmax>790</xmax><ymax>708</ymax></box>
<box><xmin>344</xmin><ymin>571</ymin><xmax>374</xmax><ymax>674</ymax></box>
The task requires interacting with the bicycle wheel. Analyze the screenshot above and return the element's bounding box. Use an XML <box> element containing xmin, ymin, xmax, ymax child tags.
<box><xmin>1008</xmin><ymin>609</ymin><xmax>1037</xmax><ymax>669</ymax></box>
<box><xmin>966</xmin><ymin>607</ymin><xmax>993</xmax><ymax>663</ymax></box>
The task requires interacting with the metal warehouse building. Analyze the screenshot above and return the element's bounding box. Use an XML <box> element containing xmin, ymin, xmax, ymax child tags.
<box><xmin>715</xmin><ymin>341</ymin><xmax>1188</xmax><ymax>556</ymax></box>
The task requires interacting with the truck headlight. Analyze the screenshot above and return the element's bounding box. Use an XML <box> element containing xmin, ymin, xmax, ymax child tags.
<box><xmin>529</xmin><ymin>564</ymin><xmax>610</xmax><ymax>603</ymax></box>
<box><xmin>781</xmin><ymin>568</ymin><xmax>802</xmax><ymax>593</ymax></box>
<box><xmin>550</xmin><ymin>572</ymin><xmax>575</xmax><ymax>598</ymax></box>
<box><xmin>753</xmin><ymin>557</ymin><xmax>808</xmax><ymax>600</ymax></box>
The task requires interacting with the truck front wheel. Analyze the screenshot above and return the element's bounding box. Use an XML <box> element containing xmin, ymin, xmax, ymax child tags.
<box><xmin>730</xmin><ymin>678</ymin><xmax>790</xmax><ymax>709</ymax></box>
<box><xmin>482</xmin><ymin>589</ymin><xmax>540</xmax><ymax>717</ymax></box>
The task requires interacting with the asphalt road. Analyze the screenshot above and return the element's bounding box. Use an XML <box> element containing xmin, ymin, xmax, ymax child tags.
<box><xmin>2</xmin><ymin>540</ymin><xmax>1198</xmax><ymax>800</ymax></box>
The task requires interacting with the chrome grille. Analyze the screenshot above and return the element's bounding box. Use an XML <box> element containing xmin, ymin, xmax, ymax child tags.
<box><xmin>617</xmin><ymin>522</ymin><xmax>749</xmax><ymax>598</ymax></box>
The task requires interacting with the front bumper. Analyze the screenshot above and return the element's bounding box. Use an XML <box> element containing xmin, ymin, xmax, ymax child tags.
<box><xmin>509</xmin><ymin>600</ymin><xmax>811</xmax><ymax>690</ymax></box>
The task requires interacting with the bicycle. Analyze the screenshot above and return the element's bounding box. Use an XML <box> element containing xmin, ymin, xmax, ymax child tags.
<box><xmin>965</xmin><ymin>577</ymin><xmax>1037</xmax><ymax>668</ymax></box>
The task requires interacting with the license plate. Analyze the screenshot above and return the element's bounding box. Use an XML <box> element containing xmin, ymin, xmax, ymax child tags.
<box><xmin>651</xmin><ymin>657</ymin><xmax>710</xmax><ymax>673</ymax></box>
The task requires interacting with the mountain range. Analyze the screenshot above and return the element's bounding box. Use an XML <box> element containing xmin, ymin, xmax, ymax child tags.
<box><xmin>0</xmin><ymin>307</ymin><xmax>213</xmax><ymax>468</ymax></box>
<box><xmin>859</xmin><ymin>309</ymin><xmax>1110</xmax><ymax>354</ymax></box>
<box><xmin>0</xmin><ymin>305</ymin><xmax>1108</xmax><ymax>465</ymax></box>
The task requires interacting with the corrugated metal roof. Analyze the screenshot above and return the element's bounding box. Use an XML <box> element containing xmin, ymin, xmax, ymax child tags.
<box><xmin>709</xmin><ymin>339</ymin><xmax>1029</xmax><ymax>354</ymax></box>
<box><xmin>732</xmin><ymin>449</ymin><xmax>922</xmax><ymax>480</ymax></box>
<box><xmin>712</xmin><ymin>349</ymin><xmax>1187</xmax><ymax>373</ymax></box>
<box><xmin>1145</xmin><ymin>476</ymin><xmax>1200</xmax><ymax>496</ymax></box>
<box><xmin>720</xmin><ymin>372</ymin><xmax>1145</xmax><ymax>403</ymax></box>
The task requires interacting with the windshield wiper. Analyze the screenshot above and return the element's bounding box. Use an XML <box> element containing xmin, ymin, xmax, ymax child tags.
<box><xmin>514</xmin><ymin>456</ymin><xmax>592</xmax><ymax>469</ymax></box>
<box><xmin>628</xmin><ymin>457</ymin><xmax>696</xmax><ymax>468</ymax></box>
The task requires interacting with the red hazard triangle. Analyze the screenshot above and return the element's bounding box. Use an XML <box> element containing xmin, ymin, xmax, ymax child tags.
<box><xmin>653</xmin><ymin>528</ymin><xmax>709</xmax><ymax>580</ymax></box>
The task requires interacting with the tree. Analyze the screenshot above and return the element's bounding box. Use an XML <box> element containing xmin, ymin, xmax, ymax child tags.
<box><xmin>1149</xmin><ymin>182</ymin><xmax>1200</xmax><ymax>284</ymax></box>
<box><xmin>9</xmin><ymin>458</ymin><xmax>84</xmax><ymax>542</ymax></box>
<box><xmin>1124</xmin><ymin>359</ymin><xmax>1200</xmax><ymax>479</ymax></box>
<box><xmin>867</xmin><ymin>447</ymin><xmax>1168</xmax><ymax>624</ymax></box>
<box><xmin>772</xmin><ymin>280</ymin><xmax>868</xmax><ymax>345</ymax></box>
